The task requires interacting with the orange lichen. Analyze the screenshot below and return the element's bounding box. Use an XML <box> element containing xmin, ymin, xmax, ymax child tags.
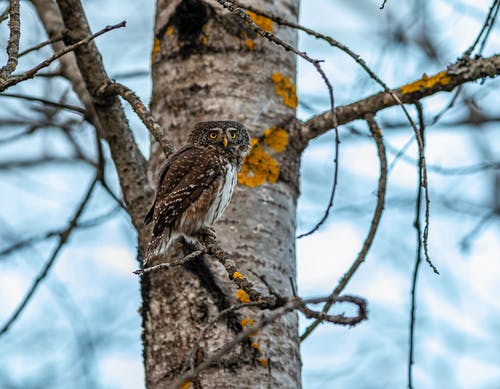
<box><xmin>233</xmin><ymin>271</ymin><xmax>244</xmax><ymax>280</ymax></box>
<box><xmin>246</xmin><ymin>11</ymin><xmax>273</xmax><ymax>33</ymax></box>
<box><xmin>245</xmin><ymin>38</ymin><xmax>255</xmax><ymax>51</ymax></box>
<box><xmin>237</xmin><ymin>141</ymin><xmax>280</xmax><ymax>187</ymax></box>
<box><xmin>271</xmin><ymin>73</ymin><xmax>298</xmax><ymax>109</ymax></box>
<box><xmin>400</xmin><ymin>71</ymin><xmax>452</xmax><ymax>94</ymax></box>
<box><xmin>264</xmin><ymin>127</ymin><xmax>288</xmax><ymax>152</ymax></box>
<box><xmin>151</xmin><ymin>37</ymin><xmax>161</xmax><ymax>60</ymax></box>
<box><xmin>201</xmin><ymin>35</ymin><xmax>208</xmax><ymax>45</ymax></box>
<box><xmin>258</xmin><ymin>357</ymin><xmax>268</xmax><ymax>367</ymax></box>
<box><xmin>236</xmin><ymin>289</ymin><xmax>251</xmax><ymax>303</ymax></box>
<box><xmin>251</xmin><ymin>342</ymin><xmax>263</xmax><ymax>354</ymax></box>
<box><xmin>240</xmin><ymin>318</ymin><xmax>255</xmax><ymax>327</ymax></box>
<box><xmin>166</xmin><ymin>26</ymin><xmax>175</xmax><ymax>36</ymax></box>
<box><xmin>180</xmin><ymin>380</ymin><xmax>192</xmax><ymax>389</ymax></box>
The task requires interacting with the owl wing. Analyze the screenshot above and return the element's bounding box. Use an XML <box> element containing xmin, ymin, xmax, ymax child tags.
<box><xmin>143</xmin><ymin>145</ymin><xmax>191</xmax><ymax>225</ymax></box>
<box><xmin>146</xmin><ymin>147</ymin><xmax>223</xmax><ymax>236</ymax></box>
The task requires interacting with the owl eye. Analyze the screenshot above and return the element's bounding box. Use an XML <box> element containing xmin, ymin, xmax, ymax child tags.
<box><xmin>230</xmin><ymin>132</ymin><xmax>237</xmax><ymax>139</ymax></box>
<box><xmin>209</xmin><ymin>131</ymin><xmax>218</xmax><ymax>139</ymax></box>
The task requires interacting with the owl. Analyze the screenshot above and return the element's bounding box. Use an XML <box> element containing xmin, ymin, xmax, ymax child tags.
<box><xmin>143</xmin><ymin>121</ymin><xmax>251</xmax><ymax>264</ymax></box>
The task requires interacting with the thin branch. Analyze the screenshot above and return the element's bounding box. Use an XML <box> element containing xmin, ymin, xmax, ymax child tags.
<box><xmin>478</xmin><ymin>0</ymin><xmax>500</xmax><ymax>54</ymax></box>
<box><xmin>297</xmin><ymin>295</ymin><xmax>367</xmax><ymax>326</ymax></box>
<box><xmin>174</xmin><ymin>295</ymin><xmax>366</xmax><ymax>388</ymax></box>
<box><xmin>0</xmin><ymin>175</ymin><xmax>98</xmax><ymax>336</ymax></box>
<box><xmin>217</xmin><ymin>0</ymin><xmax>339</xmax><ymax>239</ymax></box>
<box><xmin>302</xmin><ymin>54</ymin><xmax>500</xmax><ymax>144</ymax></box>
<box><xmin>0</xmin><ymin>0</ymin><xmax>21</xmax><ymax>80</ymax></box>
<box><xmin>300</xmin><ymin>113</ymin><xmax>387</xmax><ymax>341</ymax></box>
<box><xmin>408</xmin><ymin>123</ymin><xmax>425</xmax><ymax>389</ymax></box>
<box><xmin>99</xmin><ymin>82</ymin><xmax>173</xmax><ymax>157</ymax></box>
<box><xmin>415</xmin><ymin>103</ymin><xmax>439</xmax><ymax>274</ymax></box>
<box><xmin>380</xmin><ymin>0</ymin><xmax>389</xmax><ymax>9</ymax></box>
<box><xmin>180</xmin><ymin>302</ymin><xmax>261</xmax><ymax>376</ymax></box>
<box><xmin>0</xmin><ymin>156</ymin><xmax>97</xmax><ymax>170</ymax></box>
<box><xmin>0</xmin><ymin>92</ymin><xmax>86</xmax><ymax>114</ymax></box>
<box><xmin>0</xmin><ymin>206</ymin><xmax>121</xmax><ymax>259</ymax></box>
<box><xmin>227</xmin><ymin>1</ymin><xmax>422</xmax><ymax>171</ymax></box>
<box><xmin>462</xmin><ymin>0</ymin><xmax>500</xmax><ymax>57</ymax></box>
<box><xmin>18</xmin><ymin>33</ymin><xmax>65</xmax><ymax>58</ymax></box>
<box><xmin>134</xmin><ymin>234</ymin><xmax>281</xmax><ymax>308</ymax></box>
<box><xmin>133</xmin><ymin>250</ymin><xmax>205</xmax><ymax>275</ymax></box>
<box><xmin>0</xmin><ymin>21</ymin><xmax>126</xmax><ymax>92</ymax></box>
<box><xmin>0</xmin><ymin>4</ymin><xmax>9</xmax><ymax>24</ymax></box>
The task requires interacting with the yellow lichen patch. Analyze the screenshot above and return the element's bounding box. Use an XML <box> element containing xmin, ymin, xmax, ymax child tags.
<box><xmin>258</xmin><ymin>357</ymin><xmax>268</xmax><ymax>367</ymax></box>
<box><xmin>245</xmin><ymin>38</ymin><xmax>255</xmax><ymax>51</ymax></box>
<box><xmin>237</xmin><ymin>141</ymin><xmax>280</xmax><ymax>187</ymax></box>
<box><xmin>246</xmin><ymin>11</ymin><xmax>273</xmax><ymax>33</ymax></box>
<box><xmin>180</xmin><ymin>380</ymin><xmax>192</xmax><ymax>389</ymax></box>
<box><xmin>400</xmin><ymin>71</ymin><xmax>452</xmax><ymax>94</ymax></box>
<box><xmin>166</xmin><ymin>26</ymin><xmax>175</xmax><ymax>36</ymax></box>
<box><xmin>236</xmin><ymin>289</ymin><xmax>251</xmax><ymax>303</ymax></box>
<box><xmin>233</xmin><ymin>271</ymin><xmax>244</xmax><ymax>280</ymax></box>
<box><xmin>271</xmin><ymin>73</ymin><xmax>298</xmax><ymax>109</ymax></box>
<box><xmin>264</xmin><ymin>127</ymin><xmax>288</xmax><ymax>152</ymax></box>
<box><xmin>151</xmin><ymin>37</ymin><xmax>161</xmax><ymax>60</ymax></box>
<box><xmin>240</xmin><ymin>318</ymin><xmax>255</xmax><ymax>328</ymax></box>
<box><xmin>251</xmin><ymin>342</ymin><xmax>263</xmax><ymax>354</ymax></box>
<box><xmin>201</xmin><ymin>35</ymin><xmax>208</xmax><ymax>45</ymax></box>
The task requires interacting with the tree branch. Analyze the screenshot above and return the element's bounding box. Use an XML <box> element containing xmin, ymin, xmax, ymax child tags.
<box><xmin>0</xmin><ymin>174</ymin><xmax>98</xmax><ymax>336</ymax></box>
<box><xmin>0</xmin><ymin>0</ymin><xmax>20</xmax><ymax>80</ymax></box>
<box><xmin>299</xmin><ymin>54</ymin><xmax>500</xmax><ymax>146</ymax></box>
<box><xmin>301</xmin><ymin>113</ymin><xmax>387</xmax><ymax>341</ymax></box>
<box><xmin>0</xmin><ymin>21</ymin><xmax>126</xmax><ymax>92</ymax></box>
<box><xmin>55</xmin><ymin>0</ymin><xmax>151</xmax><ymax>237</ymax></box>
<box><xmin>99</xmin><ymin>81</ymin><xmax>173</xmax><ymax>157</ymax></box>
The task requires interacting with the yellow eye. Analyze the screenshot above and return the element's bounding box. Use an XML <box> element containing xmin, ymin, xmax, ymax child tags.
<box><xmin>230</xmin><ymin>132</ymin><xmax>237</xmax><ymax>139</ymax></box>
<box><xmin>209</xmin><ymin>131</ymin><xmax>218</xmax><ymax>139</ymax></box>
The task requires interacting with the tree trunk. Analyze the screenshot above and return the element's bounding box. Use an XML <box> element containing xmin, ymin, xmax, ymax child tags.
<box><xmin>141</xmin><ymin>0</ymin><xmax>302</xmax><ymax>387</ymax></box>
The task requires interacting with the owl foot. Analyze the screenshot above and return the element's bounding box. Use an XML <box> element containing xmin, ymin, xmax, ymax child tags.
<box><xmin>196</xmin><ymin>227</ymin><xmax>217</xmax><ymax>242</ymax></box>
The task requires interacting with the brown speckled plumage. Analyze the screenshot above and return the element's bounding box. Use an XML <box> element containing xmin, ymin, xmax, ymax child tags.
<box><xmin>143</xmin><ymin>121</ymin><xmax>250</xmax><ymax>263</ymax></box>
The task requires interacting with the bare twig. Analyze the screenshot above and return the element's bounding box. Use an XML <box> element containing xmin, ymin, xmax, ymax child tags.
<box><xmin>415</xmin><ymin>103</ymin><xmax>439</xmax><ymax>274</ymax></box>
<box><xmin>0</xmin><ymin>92</ymin><xmax>86</xmax><ymax>115</ymax></box>
<box><xmin>302</xmin><ymin>54</ymin><xmax>500</xmax><ymax>144</ymax></box>
<box><xmin>0</xmin><ymin>175</ymin><xmax>98</xmax><ymax>336</ymax></box>
<box><xmin>174</xmin><ymin>295</ymin><xmax>366</xmax><ymax>388</ymax></box>
<box><xmin>300</xmin><ymin>113</ymin><xmax>387</xmax><ymax>341</ymax></box>
<box><xmin>297</xmin><ymin>295</ymin><xmax>367</xmax><ymax>326</ymax></box>
<box><xmin>478</xmin><ymin>0</ymin><xmax>500</xmax><ymax>54</ymax></box>
<box><xmin>180</xmin><ymin>302</ymin><xmax>261</xmax><ymax>376</ymax></box>
<box><xmin>0</xmin><ymin>0</ymin><xmax>21</xmax><ymax>80</ymax></box>
<box><xmin>133</xmin><ymin>250</ymin><xmax>205</xmax><ymax>275</ymax></box>
<box><xmin>99</xmin><ymin>82</ymin><xmax>173</xmax><ymax>157</ymax></box>
<box><xmin>462</xmin><ymin>0</ymin><xmax>500</xmax><ymax>58</ymax></box>
<box><xmin>18</xmin><ymin>33</ymin><xmax>64</xmax><ymax>58</ymax></box>
<box><xmin>380</xmin><ymin>0</ymin><xmax>389</xmax><ymax>9</ymax></box>
<box><xmin>0</xmin><ymin>156</ymin><xmax>97</xmax><ymax>170</ymax></box>
<box><xmin>217</xmin><ymin>0</ymin><xmax>339</xmax><ymax>239</ymax></box>
<box><xmin>0</xmin><ymin>206</ymin><xmax>121</xmax><ymax>259</ymax></box>
<box><xmin>226</xmin><ymin>1</ymin><xmax>421</xmax><ymax>163</ymax></box>
<box><xmin>0</xmin><ymin>21</ymin><xmax>126</xmax><ymax>92</ymax></box>
<box><xmin>0</xmin><ymin>5</ymin><xmax>10</xmax><ymax>24</ymax></box>
<box><xmin>408</xmin><ymin>119</ymin><xmax>425</xmax><ymax>389</ymax></box>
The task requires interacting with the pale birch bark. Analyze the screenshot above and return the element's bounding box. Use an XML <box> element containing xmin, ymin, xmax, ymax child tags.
<box><xmin>143</xmin><ymin>0</ymin><xmax>302</xmax><ymax>387</ymax></box>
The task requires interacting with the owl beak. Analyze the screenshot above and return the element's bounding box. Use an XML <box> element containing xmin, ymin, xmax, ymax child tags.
<box><xmin>222</xmin><ymin>135</ymin><xmax>228</xmax><ymax>148</ymax></box>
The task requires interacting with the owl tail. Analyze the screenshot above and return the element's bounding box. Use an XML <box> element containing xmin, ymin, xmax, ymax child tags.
<box><xmin>143</xmin><ymin>230</ymin><xmax>173</xmax><ymax>266</ymax></box>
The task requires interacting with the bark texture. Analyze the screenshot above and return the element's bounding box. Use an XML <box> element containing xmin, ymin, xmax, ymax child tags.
<box><xmin>142</xmin><ymin>0</ymin><xmax>302</xmax><ymax>387</ymax></box>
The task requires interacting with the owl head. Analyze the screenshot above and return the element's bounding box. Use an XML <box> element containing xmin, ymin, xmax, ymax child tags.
<box><xmin>190</xmin><ymin>121</ymin><xmax>251</xmax><ymax>159</ymax></box>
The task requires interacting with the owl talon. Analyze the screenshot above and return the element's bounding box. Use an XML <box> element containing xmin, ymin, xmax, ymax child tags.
<box><xmin>197</xmin><ymin>227</ymin><xmax>217</xmax><ymax>241</ymax></box>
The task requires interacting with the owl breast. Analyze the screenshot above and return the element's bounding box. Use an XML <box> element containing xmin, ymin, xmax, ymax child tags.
<box><xmin>204</xmin><ymin>162</ymin><xmax>237</xmax><ymax>226</ymax></box>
